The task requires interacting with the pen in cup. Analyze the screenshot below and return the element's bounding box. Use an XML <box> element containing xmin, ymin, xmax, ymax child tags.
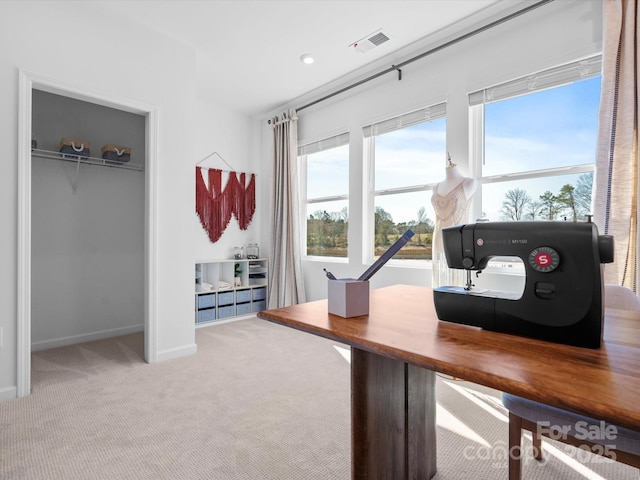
<box><xmin>323</xmin><ymin>268</ymin><xmax>337</xmax><ymax>280</ymax></box>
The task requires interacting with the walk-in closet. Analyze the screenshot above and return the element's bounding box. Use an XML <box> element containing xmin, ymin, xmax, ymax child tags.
<box><xmin>31</xmin><ymin>90</ymin><xmax>146</xmax><ymax>352</ymax></box>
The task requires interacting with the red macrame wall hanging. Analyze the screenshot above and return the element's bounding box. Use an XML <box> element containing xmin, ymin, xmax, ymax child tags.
<box><xmin>196</xmin><ymin>166</ymin><xmax>256</xmax><ymax>243</ymax></box>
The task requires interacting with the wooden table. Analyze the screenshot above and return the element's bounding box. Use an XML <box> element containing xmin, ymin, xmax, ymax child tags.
<box><xmin>257</xmin><ymin>284</ymin><xmax>640</xmax><ymax>479</ymax></box>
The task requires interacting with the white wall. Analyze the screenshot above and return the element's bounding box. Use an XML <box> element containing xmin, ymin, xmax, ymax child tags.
<box><xmin>0</xmin><ymin>2</ymin><xmax>200</xmax><ymax>399</ymax></box>
<box><xmin>30</xmin><ymin>90</ymin><xmax>145</xmax><ymax>350</ymax></box>
<box><xmin>260</xmin><ymin>0</ymin><xmax>604</xmax><ymax>302</ymax></box>
<box><xmin>0</xmin><ymin>0</ymin><xmax>603</xmax><ymax>400</ymax></box>
<box><xmin>193</xmin><ymin>102</ymin><xmax>263</xmax><ymax>264</ymax></box>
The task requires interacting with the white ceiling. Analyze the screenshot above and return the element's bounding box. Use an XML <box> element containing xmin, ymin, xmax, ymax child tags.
<box><xmin>92</xmin><ymin>0</ymin><xmax>534</xmax><ymax>117</ymax></box>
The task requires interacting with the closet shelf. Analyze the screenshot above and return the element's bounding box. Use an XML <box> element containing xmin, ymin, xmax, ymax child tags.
<box><xmin>32</xmin><ymin>148</ymin><xmax>143</xmax><ymax>195</ymax></box>
<box><xmin>31</xmin><ymin>148</ymin><xmax>144</xmax><ymax>172</ymax></box>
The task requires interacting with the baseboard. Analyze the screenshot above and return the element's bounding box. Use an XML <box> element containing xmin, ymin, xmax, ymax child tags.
<box><xmin>156</xmin><ymin>343</ymin><xmax>198</xmax><ymax>362</ymax></box>
<box><xmin>0</xmin><ymin>385</ymin><xmax>17</xmax><ymax>402</ymax></box>
<box><xmin>31</xmin><ymin>324</ymin><xmax>144</xmax><ymax>352</ymax></box>
<box><xmin>195</xmin><ymin>314</ymin><xmax>256</xmax><ymax>329</ymax></box>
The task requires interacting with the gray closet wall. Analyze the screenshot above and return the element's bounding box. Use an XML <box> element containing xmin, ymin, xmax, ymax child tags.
<box><xmin>31</xmin><ymin>90</ymin><xmax>145</xmax><ymax>350</ymax></box>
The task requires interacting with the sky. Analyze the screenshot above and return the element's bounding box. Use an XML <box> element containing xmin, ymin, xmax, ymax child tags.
<box><xmin>481</xmin><ymin>76</ymin><xmax>600</xmax><ymax>220</ymax></box>
<box><xmin>305</xmin><ymin>74</ymin><xmax>601</xmax><ymax>227</ymax></box>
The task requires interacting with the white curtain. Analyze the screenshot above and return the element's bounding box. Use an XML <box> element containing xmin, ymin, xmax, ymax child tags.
<box><xmin>269</xmin><ymin>110</ymin><xmax>306</xmax><ymax>308</ymax></box>
<box><xmin>593</xmin><ymin>0</ymin><xmax>639</xmax><ymax>291</ymax></box>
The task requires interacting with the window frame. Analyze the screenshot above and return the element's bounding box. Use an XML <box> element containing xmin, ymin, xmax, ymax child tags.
<box><xmin>363</xmin><ymin>102</ymin><xmax>447</xmax><ymax>266</ymax></box>
<box><xmin>468</xmin><ymin>55</ymin><xmax>602</xmax><ymax>271</ymax></box>
<box><xmin>298</xmin><ymin>132</ymin><xmax>350</xmax><ymax>261</ymax></box>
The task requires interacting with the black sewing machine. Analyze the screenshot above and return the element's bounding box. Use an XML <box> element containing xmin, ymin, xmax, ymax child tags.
<box><xmin>433</xmin><ymin>221</ymin><xmax>614</xmax><ymax>348</ymax></box>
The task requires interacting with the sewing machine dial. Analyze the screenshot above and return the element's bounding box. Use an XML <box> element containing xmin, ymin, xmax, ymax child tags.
<box><xmin>528</xmin><ymin>247</ymin><xmax>560</xmax><ymax>273</ymax></box>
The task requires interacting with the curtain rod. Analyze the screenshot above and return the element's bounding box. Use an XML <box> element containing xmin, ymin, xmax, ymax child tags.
<box><xmin>295</xmin><ymin>0</ymin><xmax>554</xmax><ymax>114</ymax></box>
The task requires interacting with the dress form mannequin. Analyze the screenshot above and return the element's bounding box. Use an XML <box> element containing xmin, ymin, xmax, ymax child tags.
<box><xmin>436</xmin><ymin>159</ymin><xmax>477</xmax><ymax>199</ymax></box>
<box><xmin>431</xmin><ymin>155</ymin><xmax>477</xmax><ymax>287</ymax></box>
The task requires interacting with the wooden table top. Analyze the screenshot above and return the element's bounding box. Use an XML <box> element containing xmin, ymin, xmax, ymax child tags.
<box><xmin>257</xmin><ymin>284</ymin><xmax>640</xmax><ymax>431</ymax></box>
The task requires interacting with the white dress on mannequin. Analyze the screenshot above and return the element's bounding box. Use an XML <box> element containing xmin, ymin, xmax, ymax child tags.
<box><xmin>431</xmin><ymin>163</ymin><xmax>477</xmax><ymax>288</ymax></box>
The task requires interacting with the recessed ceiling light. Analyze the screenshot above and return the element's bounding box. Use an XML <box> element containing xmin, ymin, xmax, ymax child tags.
<box><xmin>300</xmin><ymin>54</ymin><xmax>315</xmax><ymax>65</ymax></box>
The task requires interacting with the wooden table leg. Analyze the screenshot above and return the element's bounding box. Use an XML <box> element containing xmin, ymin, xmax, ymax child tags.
<box><xmin>351</xmin><ymin>347</ymin><xmax>437</xmax><ymax>480</ymax></box>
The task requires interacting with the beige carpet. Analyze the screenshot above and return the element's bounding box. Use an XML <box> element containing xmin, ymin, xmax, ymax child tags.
<box><xmin>0</xmin><ymin>318</ymin><xmax>637</xmax><ymax>480</ymax></box>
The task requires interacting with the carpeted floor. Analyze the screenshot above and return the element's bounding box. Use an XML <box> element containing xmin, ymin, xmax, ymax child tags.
<box><xmin>0</xmin><ymin>318</ymin><xmax>637</xmax><ymax>479</ymax></box>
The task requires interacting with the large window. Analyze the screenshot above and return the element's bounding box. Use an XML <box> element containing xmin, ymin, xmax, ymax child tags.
<box><xmin>364</xmin><ymin>104</ymin><xmax>446</xmax><ymax>260</ymax></box>
<box><xmin>299</xmin><ymin>133</ymin><xmax>349</xmax><ymax>257</ymax></box>
<box><xmin>470</xmin><ymin>55</ymin><xmax>602</xmax><ymax>270</ymax></box>
<box><xmin>470</xmin><ymin>55</ymin><xmax>601</xmax><ymax>223</ymax></box>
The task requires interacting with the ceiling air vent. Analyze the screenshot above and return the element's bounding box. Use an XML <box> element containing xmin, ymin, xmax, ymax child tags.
<box><xmin>351</xmin><ymin>29</ymin><xmax>390</xmax><ymax>54</ymax></box>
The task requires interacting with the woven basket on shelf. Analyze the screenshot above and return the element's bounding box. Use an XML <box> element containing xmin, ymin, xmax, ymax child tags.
<box><xmin>101</xmin><ymin>144</ymin><xmax>131</xmax><ymax>163</ymax></box>
<box><xmin>59</xmin><ymin>138</ymin><xmax>91</xmax><ymax>159</ymax></box>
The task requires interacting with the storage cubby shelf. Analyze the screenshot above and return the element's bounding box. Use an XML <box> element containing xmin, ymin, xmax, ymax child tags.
<box><xmin>195</xmin><ymin>258</ymin><xmax>269</xmax><ymax>326</ymax></box>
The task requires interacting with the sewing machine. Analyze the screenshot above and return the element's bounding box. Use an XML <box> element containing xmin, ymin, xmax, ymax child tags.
<box><xmin>433</xmin><ymin>221</ymin><xmax>614</xmax><ymax>348</ymax></box>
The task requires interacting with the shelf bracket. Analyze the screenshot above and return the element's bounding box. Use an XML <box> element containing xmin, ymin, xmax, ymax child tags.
<box><xmin>71</xmin><ymin>156</ymin><xmax>81</xmax><ymax>195</ymax></box>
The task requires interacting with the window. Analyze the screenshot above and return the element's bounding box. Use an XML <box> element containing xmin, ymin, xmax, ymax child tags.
<box><xmin>364</xmin><ymin>104</ymin><xmax>446</xmax><ymax>260</ymax></box>
<box><xmin>470</xmin><ymin>55</ymin><xmax>601</xmax><ymax>222</ymax></box>
<box><xmin>470</xmin><ymin>55</ymin><xmax>602</xmax><ymax>270</ymax></box>
<box><xmin>299</xmin><ymin>133</ymin><xmax>349</xmax><ymax>257</ymax></box>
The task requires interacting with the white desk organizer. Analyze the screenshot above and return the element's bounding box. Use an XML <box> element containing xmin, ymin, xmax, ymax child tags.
<box><xmin>325</xmin><ymin>229</ymin><xmax>415</xmax><ymax>319</ymax></box>
<box><xmin>328</xmin><ymin>279</ymin><xmax>370</xmax><ymax>318</ymax></box>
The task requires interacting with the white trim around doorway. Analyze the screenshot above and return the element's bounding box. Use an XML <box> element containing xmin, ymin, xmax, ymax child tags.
<box><xmin>17</xmin><ymin>70</ymin><xmax>159</xmax><ymax>397</ymax></box>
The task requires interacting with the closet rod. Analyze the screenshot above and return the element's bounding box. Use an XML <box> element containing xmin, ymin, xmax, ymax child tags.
<box><xmin>32</xmin><ymin>149</ymin><xmax>144</xmax><ymax>172</ymax></box>
<box><xmin>294</xmin><ymin>0</ymin><xmax>553</xmax><ymax>114</ymax></box>
<box><xmin>32</xmin><ymin>148</ymin><xmax>143</xmax><ymax>195</ymax></box>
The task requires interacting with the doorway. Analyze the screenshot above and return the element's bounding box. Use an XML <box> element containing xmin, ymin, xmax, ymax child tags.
<box><xmin>17</xmin><ymin>71</ymin><xmax>159</xmax><ymax>396</ymax></box>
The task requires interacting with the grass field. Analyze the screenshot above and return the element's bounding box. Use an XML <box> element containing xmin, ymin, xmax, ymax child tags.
<box><xmin>307</xmin><ymin>244</ymin><xmax>432</xmax><ymax>260</ymax></box>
